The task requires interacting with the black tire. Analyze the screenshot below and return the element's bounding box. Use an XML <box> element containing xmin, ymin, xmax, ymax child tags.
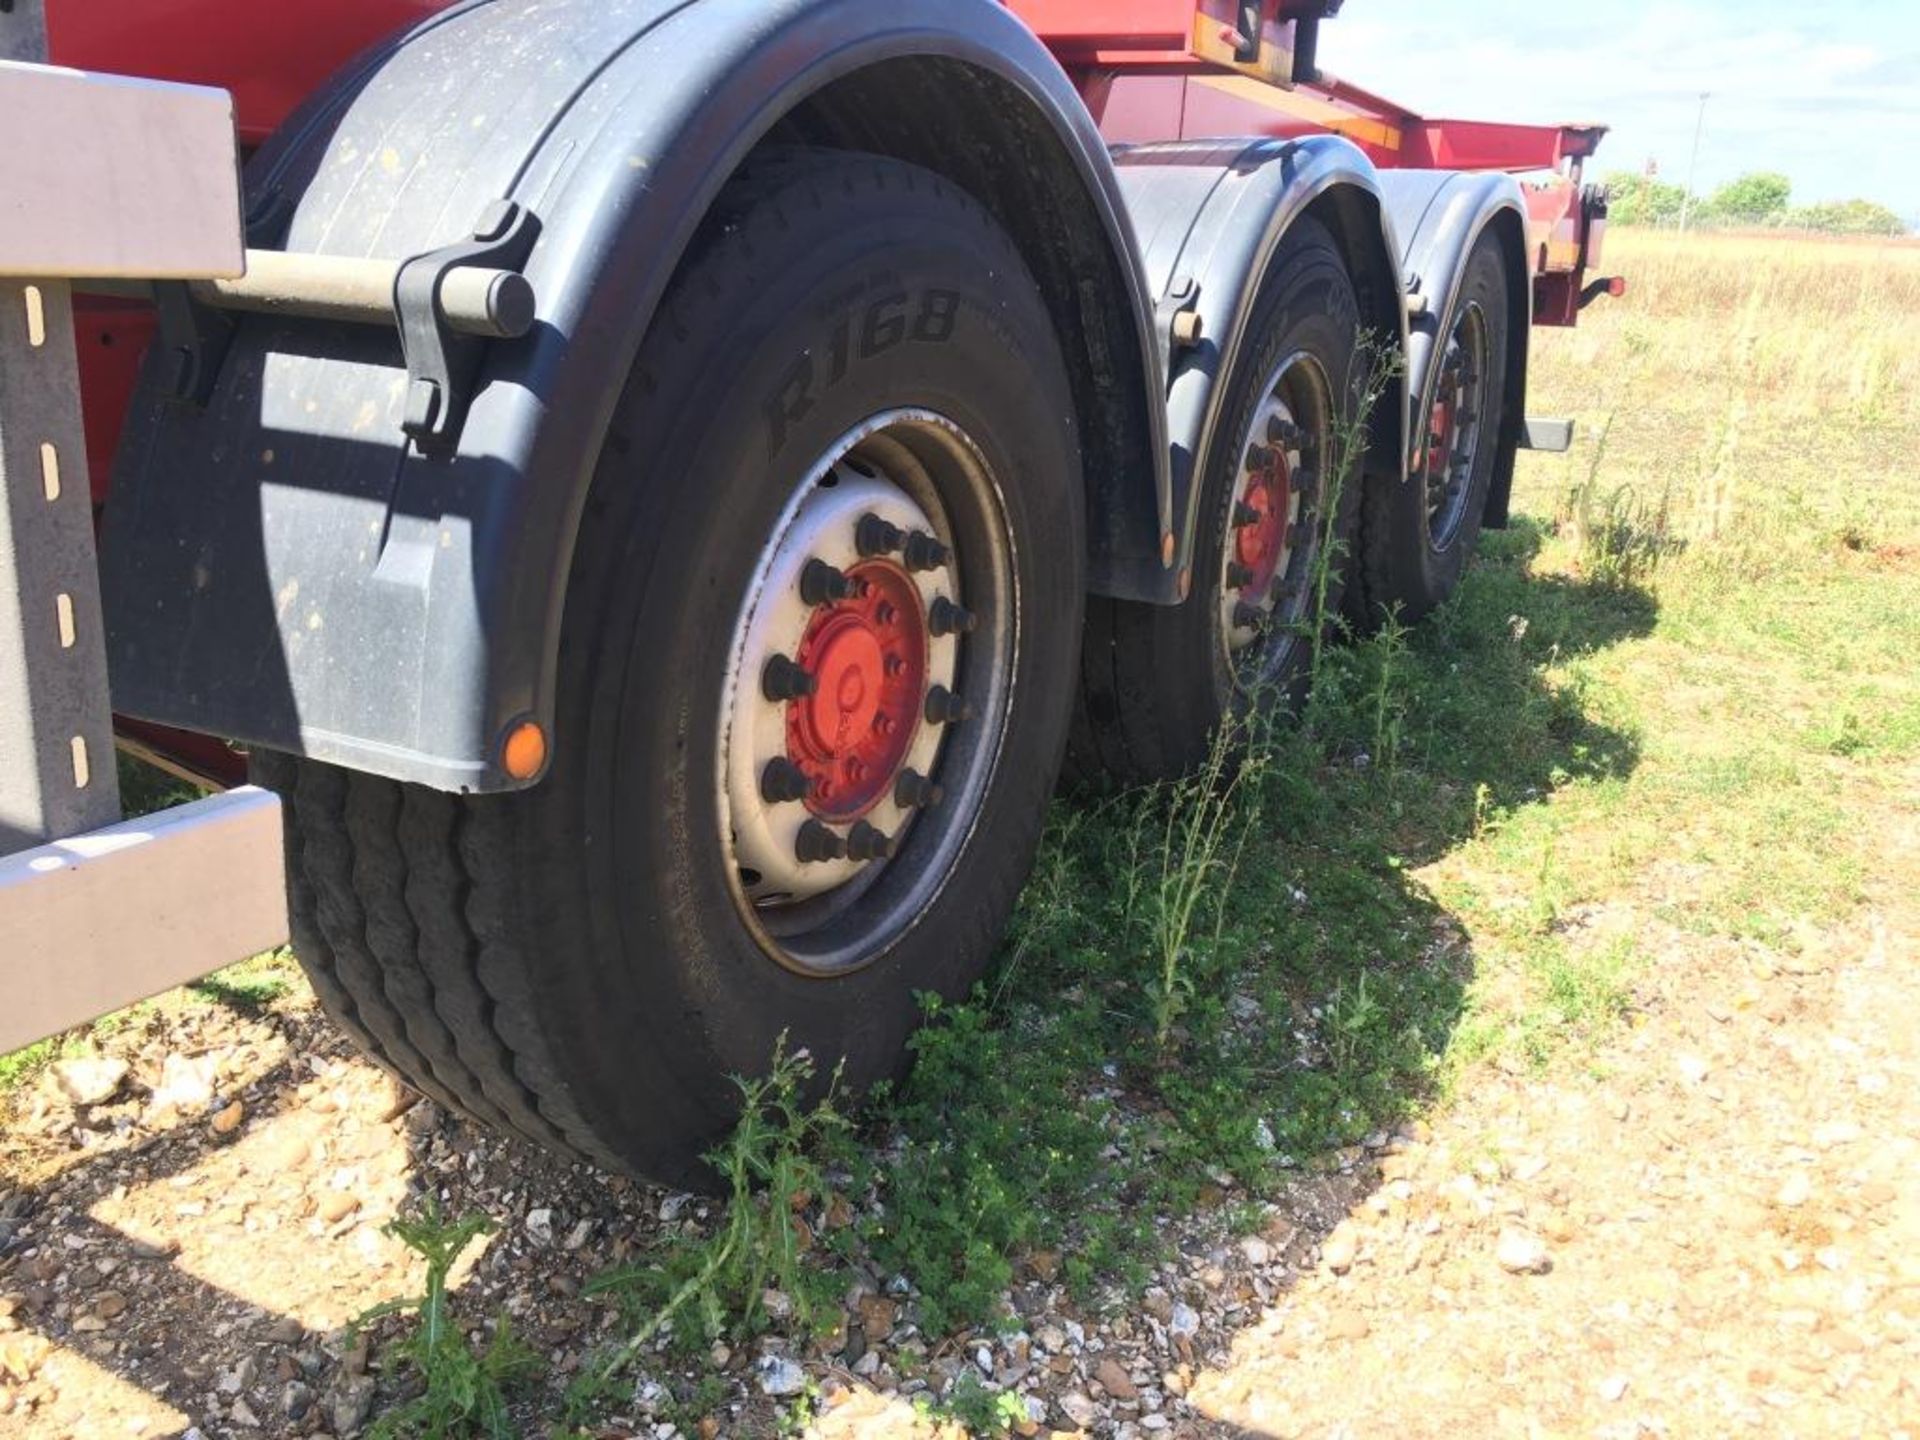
<box><xmin>257</xmin><ymin>150</ymin><xmax>1085</xmax><ymax>1185</ymax></box>
<box><xmin>1067</xmin><ymin>217</ymin><xmax>1363</xmax><ymax>785</ymax></box>
<box><xmin>1353</xmin><ymin>230</ymin><xmax>1511</xmax><ymax>625</ymax></box>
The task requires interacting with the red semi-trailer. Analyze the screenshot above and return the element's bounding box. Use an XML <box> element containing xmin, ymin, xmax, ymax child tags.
<box><xmin>1</xmin><ymin>0</ymin><xmax>1613</xmax><ymax>1182</ymax></box>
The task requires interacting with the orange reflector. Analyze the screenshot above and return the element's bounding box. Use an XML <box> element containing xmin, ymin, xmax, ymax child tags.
<box><xmin>502</xmin><ymin>721</ymin><xmax>548</xmax><ymax>780</ymax></box>
<box><xmin>1608</xmin><ymin>275</ymin><xmax>1627</xmax><ymax>297</ymax></box>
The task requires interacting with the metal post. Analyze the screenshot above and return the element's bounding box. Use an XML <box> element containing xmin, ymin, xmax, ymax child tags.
<box><xmin>0</xmin><ymin>0</ymin><xmax>47</xmax><ymax>62</ymax></box>
<box><xmin>0</xmin><ymin>4</ymin><xmax>288</xmax><ymax>1046</ymax></box>
<box><xmin>1679</xmin><ymin>92</ymin><xmax>1710</xmax><ymax>234</ymax></box>
<box><xmin>0</xmin><ymin>281</ymin><xmax>123</xmax><ymax>855</ymax></box>
<box><xmin>0</xmin><ymin>0</ymin><xmax>122</xmax><ymax>856</ymax></box>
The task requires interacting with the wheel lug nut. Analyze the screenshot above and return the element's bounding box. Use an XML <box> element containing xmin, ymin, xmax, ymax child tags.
<box><xmin>925</xmin><ymin>685</ymin><xmax>973</xmax><ymax>725</ymax></box>
<box><xmin>883</xmin><ymin>653</ymin><xmax>906</xmax><ymax>678</ymax></box>
<box><xmin>903</xmin><ymin>530</ymin><xmax>950</xmax><ymax>572</ymax></box>
<box><xmin>800</xmin><ymin>558</ymin><xmax>853</xmax><ymax>605</ymax></box>
<box><xmin>761</xmin><ymin>654</ymin><xmax>817</xmax><ymax>702</ymax></box>
<box><xmin>844</xmin><ymin>758</ymin><xmax>866</xmax><ymax>782</ymax></box>
<box><xmin>875</xmin><ymin>601</ymin><xmax>897</xmax><ymax>625</ymax></box>
<box><xmin>759</xmin><ymin>757</ymin><xmax>811</xmax><ymax>803</ymax></box>
<box><xmin>795</xmin><ymin>819</ymin><xmax>847</xmax><ymax>863</ymax></box>
<box><xmin>928</xmin><ymin>597</ymin><xmax>976</xmax><ymax>637</ymax></box>
<box><xmin>856</xmin><ymin>512</ymin><xmax>905</xmax><ymax>557</ymax></box>
<box><xmin>1245</xmin><ymin>443</ymin><xmax>1276</xmax><ymax>473</ymax></box>
<box><xmin>846</xmin><ymin>820</ymin><xmax>896</xmax><ymax>862</ymax></box>
<box><xmin>1232</xmin><ymin>600</ymin><xmax>1267</xmax><ymax>631</ymax></box>
<box><xmin>872</xmin><ymin>713</ymin><xmax>894</xmax><ymax>736</ymax></box>
<box><xmin>895</xmin><ymin>769</ymin><xmax>944</xmax><ymax>809</ymax></box>
<box><xmin>1233</xmin><ymin>500</ymin><xmax>1262</xmax><ymax>528</ymax></box>
<box><xmin>1224</xmin><ymin>561</ymin><xmax>1255</xmax><ymax>590</ymax></box>
<box><xmin>1267</xmin><ymin>416</ymin><xmax>1304</xmax><ymax>448</ymax></box>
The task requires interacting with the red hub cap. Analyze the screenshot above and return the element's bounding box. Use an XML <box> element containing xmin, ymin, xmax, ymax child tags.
<box><xmin>1426</xmin><ymin>397</ymin><xmax>1456</xmax><ymax>480</ymax></box>
<box><xmin>786</xmin><ymin>560</ymin><xmax>927</xmax><ymax>820</ymax></box>
<box><xmin>1234</xmin><ymin>449</ymin><xmax>1292</xmax><ymax>597</ymax></box>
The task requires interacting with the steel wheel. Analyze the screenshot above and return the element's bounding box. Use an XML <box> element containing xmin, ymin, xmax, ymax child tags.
<box><xmin>1065</xmin><ymin>215</ymin><xmax>1362</xmax><ymax>785</ymax></box>
<box><xmin>263</xmin><ymin>149</ymin><xmax>1086</xmax><ymax>1185</ymax></box>
<box><xmin>719</xmin><ymin>410</ymin><xmax>1015</xmax><ymax>975</ymax></box>
<box><xmin>1215</xmin><ymin>350</ymin><xmax>1336</xmax><ymax>688</ymax></box>
<box><xmin>1350</xmin><ymin>229</ymin><xmax>1511</xmax><ymax>627</ymax></box>
<box><xmin>1421</xmin><ymin>300</ymin><xmax>1491</xmax><ymax>551</ymax></box>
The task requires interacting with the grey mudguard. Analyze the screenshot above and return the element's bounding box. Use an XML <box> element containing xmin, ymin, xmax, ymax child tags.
<box><xmin>100</xmin><ymin>0</ymin><xmax>1169</xmax><ymax>793</ymax></box>
<box><xmin>1373</xmin><ymin>168</ymin><xmax>1530</xmax><ymax>523</ymax></box>
<box><xmin>1110</xmin><ymin>136</ymin><xmax>1410</xmax><ymax>584</ymax></box>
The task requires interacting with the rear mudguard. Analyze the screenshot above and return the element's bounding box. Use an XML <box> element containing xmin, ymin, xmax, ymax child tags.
<box><xmin>100</xmin><ymin>0</ymin><xmax>1169</xmax><ymax>794</ymax></box>
<box><xmin>1374</xmin><ymin>169</ymin><xmax>1530</xmax><ymax>527</ymax></box>
<box><xmin>1109</xmin><ymin>136</ymin><xmax>1411</xmax><ymax>591</ymax></box>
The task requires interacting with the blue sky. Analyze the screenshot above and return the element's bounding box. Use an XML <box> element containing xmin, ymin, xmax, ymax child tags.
<box><xmin>1328</xmin><ymin>0</ymin><xmax>1920</xmax><ymax>222</ymax></box>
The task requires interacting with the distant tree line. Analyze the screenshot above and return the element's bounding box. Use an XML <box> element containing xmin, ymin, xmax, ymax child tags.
<box><xmin>1602</xmin><ymin>169</ymin><xmax>1909</xmax><ymax>236</ymax></box>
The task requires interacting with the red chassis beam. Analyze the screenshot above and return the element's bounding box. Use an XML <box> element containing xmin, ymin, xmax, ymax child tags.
<box><xmin>1011</xmin><ymin>1</ymin><xmax>1610</xmax><ymax>328</ymax></box>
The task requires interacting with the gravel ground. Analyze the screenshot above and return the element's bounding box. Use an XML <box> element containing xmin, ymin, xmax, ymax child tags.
<box><xmin>2</xmin><ymin>803</ymin><xmax>1917</xmax><ymax>1440</ymax></box>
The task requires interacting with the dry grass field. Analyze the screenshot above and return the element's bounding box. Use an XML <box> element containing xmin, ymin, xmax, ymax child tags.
<box><xmin>1528</xmin><ymin>227</ymin><xmax>1920</xmax><ymax>554</ymax></box>
<box><xmin>2</xmin><ymin>227</ymin><xmax>1917</xmax><ymax>1440</ymax></box>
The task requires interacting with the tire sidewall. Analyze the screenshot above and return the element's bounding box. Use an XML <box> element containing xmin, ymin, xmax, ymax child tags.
<box><xmin>1196</xmin><ymin>230</ymin><xmax>1363</xmax><ymax>717</ymax></box>
<box><xmin>1376</xmin><ymin>236</ymin><xmax>1511</xmax><ymax>617</ymax></box>
<box><xmin>533</xmin><ymin>162</ymin><xmax>1083</xmax><ymax>1163</ymax></box>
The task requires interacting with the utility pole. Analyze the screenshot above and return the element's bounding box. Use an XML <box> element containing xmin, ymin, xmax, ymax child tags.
<box><xmin>1679</xmin><ymin>92</ymin><xmax>1710</xmax><ymax>233</ymax></box>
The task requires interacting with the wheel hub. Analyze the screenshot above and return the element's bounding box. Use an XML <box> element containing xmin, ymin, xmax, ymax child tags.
<box><xmin>1220</xmin><ymin>393</ymin><xmax>1310</xmax><ymax>656</ymax></box>
<box><xmin>787</xmin><ymin>561</ymin><xmax>928</xmax><ymax>819</ymax></box>
<box><xmin>722</xmin><ymin>462</ymin><xmax>961</xmax><ymax>906</ymax></box>
<box><xmin>1425</xmin><ymin>396</ymin><xmax>1456</xmax><ymax>481</ymax></box>
<box><xmin>1424</xmin><ymin>302</ymin><xmax>1488</xmax><ymax>549</ymax></box>
<box><xmin>1233</xmin><ymin>449</ymin><xmax>1291</xmax><ymax>598</ymax></box>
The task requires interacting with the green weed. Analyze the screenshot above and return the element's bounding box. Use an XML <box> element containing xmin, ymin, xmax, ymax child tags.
<box><xmin>1323</xmin><ymin>972</ymin><xmax>1386</xmax><ymax>1078</ymax></box>
<box><xmin>1307</xmin><ymin>340</ymin><xmax>1400</xmax><ymax>685</ymax></box>
<box><xmin>0</xmin><ymin>1035</ymin><xmax>72</xmax><ymax>1094</ymax></box>
<box><xmin>567</xmin><ymin>1041</ymin><xmax>846</xmax><ymax>1421</ymax></box>
<box><xmin>189</xmin><ymin>949</ymin><xmax>298</xmax><ymax>1012</ymax></box>
<box><xmin>1366</xmin><ymin>605</ymin><xmax>1411</xmax><ymax>781</ymax></box>
<box><xmin>916</xmin><ymin>1373</ymin><xmax>1029</xmax><ymax>1434</ymax></box>
<box><xmin>355</xmin><ymin>1204</ymin><xmax>535</xmax><ymax>1440</ymax></box>
<box><xmin>1146</xmin><ymin>717</ymin><xmax>1265</xmax><ymax>1048</ymax></box>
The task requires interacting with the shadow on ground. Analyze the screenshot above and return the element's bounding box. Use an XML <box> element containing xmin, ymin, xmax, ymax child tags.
<box><xmin>0</xmin><ymin>516</ymin><xmax>1658</xmax><ymax>1438</ymax></box>
<box><xmin>834</xmin><ymin>516</ymin><xmax>1655</xmax><ymax>1433</ymax></box>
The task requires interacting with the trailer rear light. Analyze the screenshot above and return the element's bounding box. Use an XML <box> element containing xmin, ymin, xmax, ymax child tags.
<box><xmin>1579</xmin><ymin>275</ymin><xmax>1627</xmax><ymax>309</ymax></box>
<box><xmin>502</xmin><ymin>720</ymin><xmax>548</xmax><ymax>781</ymax></box>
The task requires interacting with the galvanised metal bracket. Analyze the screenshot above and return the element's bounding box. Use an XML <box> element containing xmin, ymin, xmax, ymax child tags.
<box><xmin>0</xmin><ymin>0</ymin><xmax>121</xmax><ymax>856</ymax></box>
<box><xmin>0</xmin><ymin>282</ymin><xmax>124</xmax><ymax>856</ymax></box>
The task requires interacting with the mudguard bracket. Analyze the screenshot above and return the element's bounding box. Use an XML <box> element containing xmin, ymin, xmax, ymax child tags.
<box><xmin>395</xmin><ymin>200</ymin><xmax>542</xmax><ymax>455</ymax></box>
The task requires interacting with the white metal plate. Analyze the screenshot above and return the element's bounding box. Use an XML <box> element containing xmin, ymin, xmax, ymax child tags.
<box><xmin>1521</xmin><ymin>416</ymin><xmax>1577</xmax><ymax>453</ymax></box>
<box><xmin>0</xmin><ymin>61</ymin><xmax>243</xmax><ymax>279</ymax></box>
<box><xmin>0</xmin><ymin>786</ymin><xmax>288</xmax><ymax>1053</ymax></box>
